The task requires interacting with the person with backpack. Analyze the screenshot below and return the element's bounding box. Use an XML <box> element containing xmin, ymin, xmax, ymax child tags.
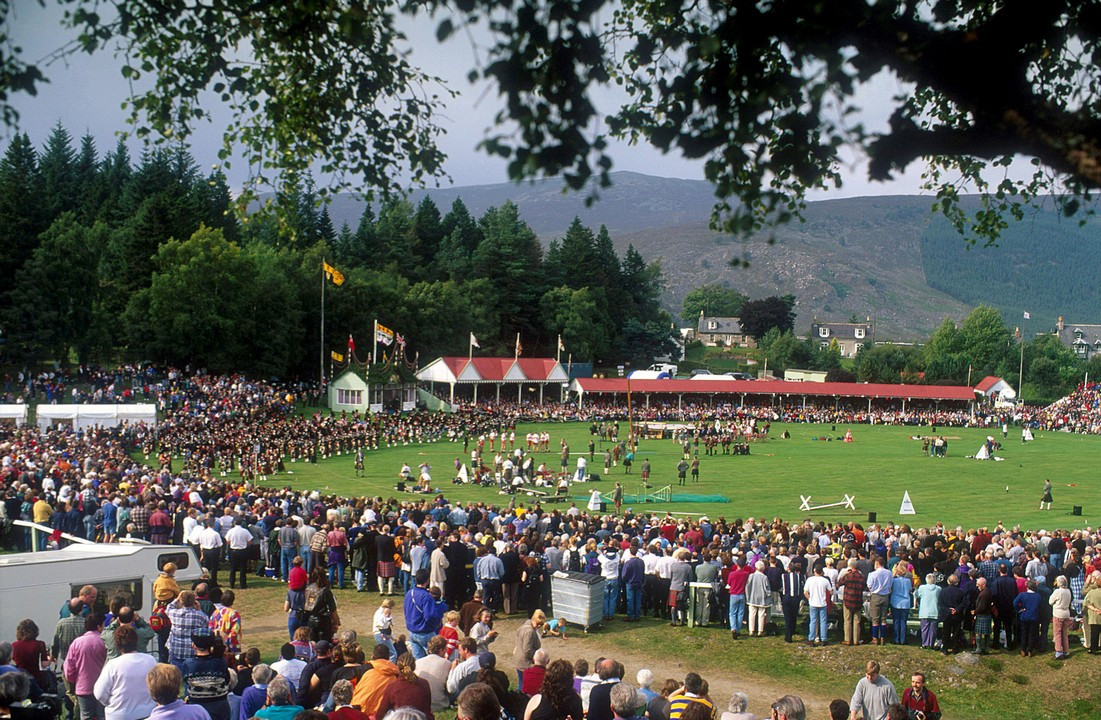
<box><xmin>300</xmin><ymin>569</ymin><xmax>340</xmax><ymax>643</ymax></box>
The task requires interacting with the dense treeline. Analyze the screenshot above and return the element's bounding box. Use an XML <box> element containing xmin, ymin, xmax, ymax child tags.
<box><xmin>0</xmin><ymin>126</ymin><xmax>676</xmax><ymax>377</ymax></box>
<box><xmin>920</xmin><ymin>212</ymin><xmax>1101</xmax><ymax>328</ymax></box>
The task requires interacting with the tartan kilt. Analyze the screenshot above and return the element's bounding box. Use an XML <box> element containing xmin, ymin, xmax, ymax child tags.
<box><xmin>974</xmin><ymin>613</ymin><xmax>992</xmax><ymax>635</ymax></box>
<box><xmin>378</xmin><ymin>560</ymin><xmax>396</xmax><ymax>578</ymax></box>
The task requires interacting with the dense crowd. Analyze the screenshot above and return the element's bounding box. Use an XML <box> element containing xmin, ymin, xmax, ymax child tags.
<box><xmin>4</xmin><ymin>368</ymin><xmax>1101</xmax><ymax>720</ymax></box>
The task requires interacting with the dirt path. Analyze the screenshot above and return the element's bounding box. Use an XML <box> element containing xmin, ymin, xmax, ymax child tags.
<box><xmin>245</xmin><ymin>592</ymin><xmax>838</xmax><ymax>719</ymax></box>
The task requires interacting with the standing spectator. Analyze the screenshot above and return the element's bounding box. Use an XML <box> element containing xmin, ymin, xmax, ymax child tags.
<box><xmin>372</xmin><ymin>599</ymin><xmax>397</xmax><ymax>662</ymax></box>
<box><xmin>803</xmin><ymin>566</ymin><xmax>831</xmax><ymax>647</ymax></box>
<box><xmin>847</xmin><ymin>661</ymin><xmax>897</xmax><ymax>720</ymax></box>
<box><xmin>621</xmin><ymin>548</ymin><xmax>645</xmax><ymax>623</ymax></box>
<box><xmin>149</xmin><ymin>503</ymin><xmax>172</xmax><ymax>546</ymax></box>
<box><xmin>1050</xmin><ymin>575</ymin><xmax>1073</xmax><ymax>659</ymax></box>
<box><xmin>210</xmin><ymin>592</ymin><xmax>242</xmax><ymax>656</ymax></box>
<box><xmin>726</xmin><ymin>558</ymin><xmax>751</xmax><ymax>640</ymax></box>
<box><xmin>888</xmin><ymin>564</ymin><xmax>913</xmax><ymax>646</ymax></box>
<box><xmin>1013</xmin><ymin>579</ymin><xmax>1043</xmax><ymax>657</ymax></box>
<box><xmin>779</xmin><ymin>562</ymin><xmax>804</xmax><ymax>644</ymax></box>
<box><xmin>404</xmin><ymin>569</ymin><xmax>446</xmax><ymax>660</ymax></box>
<box><xmin>865</xmin><ymin>558</ymin><xmax>893</xmax><ymax>646</ymax></box>
<box><xmin>92</xmin><ymin>625</ymin><xmax>156</xmax><ymax>720</ymax></box>
<box><xmin>512</xmin><ymin>610</ymin><xmax>545</xmax><ymax>688</ymax></box>
<box><xmin>278</xmin><ymin>520</ymin><xmax>301</xmax><ymax>583</ymax></box>
<box><xmin>64</xmin><ymin>614</ymin><xmax>108</xmax><ymax>720</ymax></box>
<box><xmin>836</xmin><ymin>560</ymin><xmax>866</xmax><ymax>646</ymax></box>
<box><xmin>914</xmin><ymin>575</ymin><xmax>941</xmax><ymax>650</ymax></box>
<box><xmin>284</xmin><ymin>559</ymin><xmax>307</xmax><ymax>641</ymax></box>
<box><xmin>165</xmin><ymin>592</ymin><xmax>209</xmax><ymax>670</ymax></box>
<box><xmin>937</xmin><ymin>574</ymin><xmax>967</xmax><ymax>655</ymax></box>
<box><xmin>744</xmin><ymin>562</ymin><xmax>771</xmax><ymax>637</ymax></box>
<box><xmin>198</xmin><ymin>520</ymin><xmax>225</xmax><ymax>586</ymax></box>
<box><xmin>180</xmin><ymin>634</ymin><xmax>232</xmax><ymax>720</ymax></box>
<box><xmin>598</xmin><ymin>543</ymin><xmax>621</xmax><ymax>621</ymax></box>
<box><xmin>226</xmin><ymin>519</ymin><xmax>253</xmax><ymax>590</ymax></box>
<box><xmin>11</xmin><ymin>620</ymin><xmax>51</xmax><ymax>691</ymax></box>
<box><xmin>326</xmin><ymin>523</ymin><xmax>349</xmax><ymax>590</ymax></box>
<box><xmin>301</xmin><ymin>569</ymin><xmax>340</xmax><ymax>643</ymax></box>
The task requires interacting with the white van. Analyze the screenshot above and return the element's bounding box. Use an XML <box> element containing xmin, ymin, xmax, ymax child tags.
<box><xmin>648</xmin><ymin>363</ymin><xmax>678</xmax><ymax>375</ymax></box>
<box><xmin>0</xmin><ymin>542</ymin><xmax>202</xmax><ymax>642</ymax></box>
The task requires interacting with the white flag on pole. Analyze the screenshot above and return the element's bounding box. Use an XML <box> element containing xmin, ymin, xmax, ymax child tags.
<box><xmin>470</xmin><ymin>332</ymin><xmax>480</xmax><ymax>349</ymax></box>
<box><xmin>1023</xmin><ymin>311</ymin><xmax>1031</xmax><ymax>320</ymax></box>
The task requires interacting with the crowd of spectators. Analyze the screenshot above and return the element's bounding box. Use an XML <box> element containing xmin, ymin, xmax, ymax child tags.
<box><xmin>5</xmin><ymin>367</ymin><xmax>1101</xmax><ymax>720</ymax></box>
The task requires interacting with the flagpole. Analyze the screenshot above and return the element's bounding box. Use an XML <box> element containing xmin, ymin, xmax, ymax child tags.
<box><xmin>320</xmin><ymin>260</ymin><xmax>326</xmax><ymax>388</ymax></box>
<box><xmin>556</xmin><ymin>334</ymin><xmax>561</xmax><ymax>363</ymax></box>
<box><xmin>469</xmin><ymin>333</ymin><xmax>473</xmax><ymax>362</ymax></box>
<box><xmin>1018</xmin><ymin>338</ymin><xmax>1025</xmax><ymax>403</ymax></box>
<box><xmin>373</xmin><ymin>319</ymin><xmax>378</xmax><ymax>365</ymax></box>
<box><xmin>515</xmin><ymin>332</ymin><xmax>520</xmax><ymax>361</ymax></box>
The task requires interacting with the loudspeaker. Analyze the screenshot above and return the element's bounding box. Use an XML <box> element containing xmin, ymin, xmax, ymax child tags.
<box><xmin>1073</xmin><ymin>505</ymin><xmax>1083</xmax><ymax>516</ymax></box>
<box><xmin>396</xmin><ymin>481</ymin><xmax>406</xmax><ymax>492</ymax></box>
<box><xmin>868</xmin><ymin>511</ymin><xmax>877</xmax><ymax>523</ymax></box>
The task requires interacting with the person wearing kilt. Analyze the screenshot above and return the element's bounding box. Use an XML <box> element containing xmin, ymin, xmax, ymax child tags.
<box><xmin>376</xmin><ymin>525</ymin><xmax>398</xmax><ymax>595</ymax></box>
<box><xmin>973</xmin><ymin>577</ymin><xmax>994</xmax><ymax>654</ymax></box>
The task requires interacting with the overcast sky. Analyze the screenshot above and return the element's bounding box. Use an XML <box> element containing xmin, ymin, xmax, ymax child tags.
<box><xmin>6</xmin><ymin>4</ymin><xmax>956</xmax><ymax>200</ymax></box>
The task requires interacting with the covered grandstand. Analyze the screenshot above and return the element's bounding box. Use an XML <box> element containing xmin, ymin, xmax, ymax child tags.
<box><xmin>416</xmin><ymin>356</ymin><xmax>570</xmax><ymax>405</ymax></box>
<box><xmin>567</xmin><ymin>378</ymin><xmax>977</xmax><ymax>412</ymax></box>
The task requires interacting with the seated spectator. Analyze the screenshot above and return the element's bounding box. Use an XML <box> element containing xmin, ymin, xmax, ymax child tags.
<box><xmin>146</xmin><ymin>663</ymin><xmax>212</xmax><ymax>720</ymax></box>
<box><xmin>326</xmin><ymin>680</ymin><xmax>367</xmax><ymax>720</ymax></box>
<box><xmin>719</xmin><ymin>692</ymin><xmax>755</xmax><ymax>720</ymax></box>
<box><xmin>520</xmin><ymin>649</ymin><xmax>550</xmax><ymax>697</ymax></box>
<box><xmin>255</xmin><ymin>677</ymin><xmax>303</xmax><ymax>720</ymax></box>
<box><xmin>457</xmin><ymin>683</ymin><xmax>501</xmax><ymax>720</ymax></box>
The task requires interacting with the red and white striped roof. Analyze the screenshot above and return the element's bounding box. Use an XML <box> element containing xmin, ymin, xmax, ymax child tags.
<box><xmin>417</xmin><ymin>357</ymin><xmax>570</xmax><ymax>384</ymax></box>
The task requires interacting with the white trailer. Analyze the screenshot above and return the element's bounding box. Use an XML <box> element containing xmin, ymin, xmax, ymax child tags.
<box><xmin>0</xmin><ymin>539</ymin><xmax>202</xmax><ymax>642</ymax></box>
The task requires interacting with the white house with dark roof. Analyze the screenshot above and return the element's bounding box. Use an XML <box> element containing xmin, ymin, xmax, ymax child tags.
<box><xmin>696</xmin><ymin>313</ymin><xmax>756</xmax><ymax>348</ymax></box>
<box><xmin>1054</xmin><ymin>316</ymin><xmax>1101</xmax><ymax>360</ymax></box>
<box><xmin>809</xmin><ymin>319</ymin><xmax>873</xmax><ymax>358</ymax></box>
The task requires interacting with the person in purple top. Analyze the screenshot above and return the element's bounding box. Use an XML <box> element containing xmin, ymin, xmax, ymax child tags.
<box><xmin>621</xmin><ymin>547</ymin><xmax>646</xmax><ymax>621</ymax></box>
<box><xmin>146</xmin><ymin>663</ymin><xmax>212</xmax><ymax>720</ymax></box>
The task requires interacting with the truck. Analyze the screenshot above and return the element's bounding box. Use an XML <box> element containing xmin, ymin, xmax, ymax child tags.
<box><xmin>0</xmin><ymin>536</ymin><xmax>202</xmax><ymax>643</ymax></box>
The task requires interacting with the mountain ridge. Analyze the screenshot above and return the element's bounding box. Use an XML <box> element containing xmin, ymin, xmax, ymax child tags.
<box><xmin>318</xmin><ymin>172</ymin><xmax>1099</xmax><ymax>342</ymax></box>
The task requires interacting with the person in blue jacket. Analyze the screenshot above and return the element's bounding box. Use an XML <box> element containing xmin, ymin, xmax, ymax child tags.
<box><xmin>405</xmin><ymin>569</ymin><xmax>446</xmax><ymax>660</ymax></box>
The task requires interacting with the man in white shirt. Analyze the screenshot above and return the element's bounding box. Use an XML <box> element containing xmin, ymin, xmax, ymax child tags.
<box><xmin>197</xmin><ymin>518</ymin><xmax>224</xmax><ymax>585</ymax></box>
<box><xmin>225</xmin><ymin>517</ymin><xmax>254</xmax><ymax>590</ymax></box>
<box><xmin>446</xmin><ymin>638</ymin><xmax>481</xmax><ymax>699</ymax></box>
<box><xmin>271</xmin><ymin>643</ymin><xmax>307</xmax><ymax>688</ymax></box>
<box><xmin>804</xmin><ymin>565</ymin><xmax>832</xmax><ymax>646</ymax></box>
<box><xmin>93</xmin><ymin>625</ymin><xmax>157</xmax><ymax>720</ymax></box>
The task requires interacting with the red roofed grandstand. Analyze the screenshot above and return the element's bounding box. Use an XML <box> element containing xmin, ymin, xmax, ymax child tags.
<box><xmin>417</xmin><ymin>356</ymin><xmax>982</xmax><ymax>413</ymax></box>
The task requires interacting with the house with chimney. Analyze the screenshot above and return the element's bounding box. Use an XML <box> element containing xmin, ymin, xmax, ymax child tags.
<box><xmin>1054</xmin><ymin>316</ymin><xmax>1101</xmax><ymax>360</ymax></box>
<box><xmin>696</xmin><ymin>313</ymin><xmax>756</xmax><ymax>348</ymax></box>
<box><xmin>810</xmin><ymin>319</ymin><xmax>873</xmax><ymax>358</ymax></box>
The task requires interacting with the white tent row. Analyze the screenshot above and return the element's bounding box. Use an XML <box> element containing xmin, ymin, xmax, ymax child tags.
<box><xmin>36</xmin><ymin>404</ymin><xmax>157</xmax><ymax>433</ymax></box>
<box><xmin>0</xmin><ymin>404</ymin><xmax>27</xmax><ymax>424</ymax></box>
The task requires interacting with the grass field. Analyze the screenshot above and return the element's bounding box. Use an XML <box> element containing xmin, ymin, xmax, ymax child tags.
<box><xmin>237</xmin><ymin>421</ymin><xmax>1100</xmax><ymax>530</ymax></box>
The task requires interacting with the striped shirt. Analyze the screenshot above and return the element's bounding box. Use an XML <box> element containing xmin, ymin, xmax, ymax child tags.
<box><xmin>781</xmin><ymin>571</ymin><xmax>805</xmax><ymax>599</ymax></box>
<box><xmin>669</xmin><ymin>695</ymin><xmax>715</xmax><ymax>720</ymax></box>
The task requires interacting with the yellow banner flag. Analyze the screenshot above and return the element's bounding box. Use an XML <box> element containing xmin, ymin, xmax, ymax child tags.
<box><xmin>331</xmin><ymin>350</ymin><xmax>344</xmax><ymax>363</ymax></box>
<box><xmin>323</xmin><ymin>261</ymin><xmax>345</xmax><ymax>286</ymax></box>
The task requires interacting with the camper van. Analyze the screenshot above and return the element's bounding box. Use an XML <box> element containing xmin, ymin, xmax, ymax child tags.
<box><xmin>648</xmin><ymin>363</ymin><xmax>678</xmax><ymax>376</ymax></box>
<box><xmin>0</xmin><ymin>543</ymin><xmax>202</xmax><ymax>641</ymax></box>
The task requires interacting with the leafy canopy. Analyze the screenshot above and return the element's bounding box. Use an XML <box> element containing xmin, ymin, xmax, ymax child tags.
<box><xmin>4</xmin><ymin>0</ymin><xmax>1100</xmax><ymax>241</ymax></box>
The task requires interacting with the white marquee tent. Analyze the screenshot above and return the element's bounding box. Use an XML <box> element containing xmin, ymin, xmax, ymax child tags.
<box><xmin>0</xmin><ymin>404</ymin><xmax>27</xmax><ymax>424</ymax></box>
<box><xmin>36</xmin><ymin>404</ymin><xmax>157</xmax><ymax>433</ymax></box>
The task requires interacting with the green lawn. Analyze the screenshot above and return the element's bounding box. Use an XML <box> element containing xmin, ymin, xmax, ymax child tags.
<box><xmin>228</xmin><ymin>421</ymin><xmax>1098</xmax><ymax>529</ymax></box>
